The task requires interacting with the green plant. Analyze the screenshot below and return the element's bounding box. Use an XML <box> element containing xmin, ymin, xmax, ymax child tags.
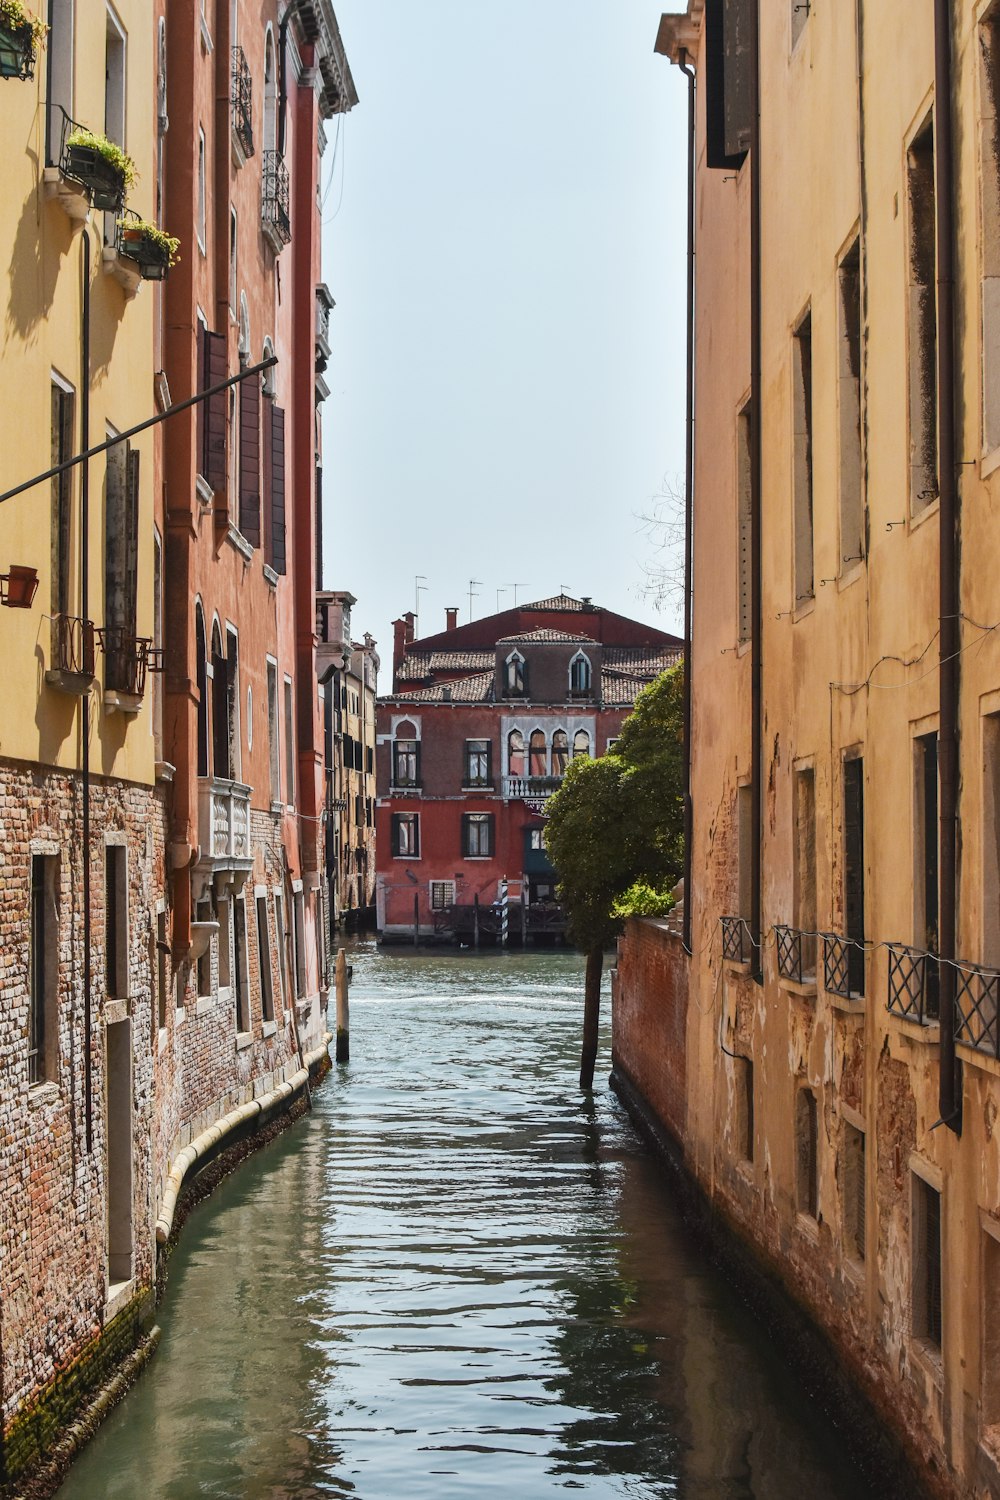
<box><xmin>117</xmin><ymin>218</ymin><xmax>181</xmax><ymax>266</ymax></box>
<box><xmin>0</xmin><ymin>0</ymin><xmax>47</xmax><ymax>49</ymax></box>
<box><xmin>65</xmin><ymin>127</ymin><xmax>137</xmax><ymax>189</ymax></box>
<box><xmin>610</xmin><ymin>881</ymin><xmax>676</xmax><ymax>921</ymax></box>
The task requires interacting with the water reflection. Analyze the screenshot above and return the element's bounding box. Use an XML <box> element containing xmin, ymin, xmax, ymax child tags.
<box><xmin>57</xmin><ymin>944</ymin><xmax>874</xmax><ymax>1499</ymax></box>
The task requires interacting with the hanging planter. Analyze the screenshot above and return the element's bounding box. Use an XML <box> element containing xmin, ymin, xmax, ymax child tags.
<box><xmin>0</xmin><ymin>0</ymin><xmax>46</xmax><ymax>80</ymax></box>
<box><xmin>62</xmin><ymin>126</ymin><xmax>136</xmax><ymax>212</ymax></box>
<box><xmin>115</xmin><ymin>213</ymin><xmax>180</xmax><ymax>281</ymax></box>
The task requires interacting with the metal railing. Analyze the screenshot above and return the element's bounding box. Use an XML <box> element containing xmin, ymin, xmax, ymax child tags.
<box><xmin>721</xmin><ymin>915</ymin><xmax>750</xmax><ymax>964</ymax></box>
<box><xmin>775</xmin><ymin>924</ymin><xmax>816</xmax><ymax>984</ymax></box>
<box><xmin>52</xmin><ymin>615</ymin><xmax>96</xmax><ymax>678</ymax></box>
<box><xmin>231</xmin><ymin>47</ymin><xmax>254</xmax><ymax>158</ymax></box>
<box><xmin>99</xmin><ymin>627</ymin><xmax>152</xmax><ymax>697</ymax></box>
<box><xmin>261</xmin><ymin>151</ymin><xmax>291</xmax><ymax>245</ymax></box>
<box><xmin>886</xmin><ymin>943</ymin><xmax>939</xmax><ymax>1025</ymax></box>
<box><xmin>954</xmin><ymin>960</ymin><xmax>1000</xmax><ymax>1060</ymax></box>
<box><xmin>823</xmin><ymin>932</ymin><xmax>866</xmax><ymax>999</ymax></box>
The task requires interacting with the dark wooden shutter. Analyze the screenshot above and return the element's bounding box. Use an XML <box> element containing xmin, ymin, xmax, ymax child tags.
<box><xmin>391</xmin><ymin>815</ymin><xmax>400</xmax><ymax>857</ymax></box>
<box><xmin>239</xmin><ymin>374</ymin><xmax>261</xmax><ymax>546</ymax></box>
<box><xmin>104</xmin><ymin>440</ymin><xmax>128</xmax><ymax>634</ymax></box>
<box><xmin>212</xmin><ymin>649</ymin><xmax>230</xmax><ymax>779</ymax></box>
<box><xmin>843</xmin><ymin>757</ymin><xmax>865</xmax><ymax>994</ymax></box>
<box><xmin>705</xmin><ymin>0</ymin><xmax>751</xmax><ymax>171</ymax></box>
<box><xmin>270</xmin><ymin>402</ymin><xmax>286</xmax><ymax>573</ymax></box>
<box><xmin>125</xmin><ymin>446</ymin><xmax>139</xmax><ymax>636</ymax></box>
<box><xmin>202</xmin><ymin>330</ymin><xmax>228</xmax><ymax>494</ymax></box>
<box><xmin>315</xmin><ymin>461</ymin><xmax>323</xmax><ymax>589</ymax></box>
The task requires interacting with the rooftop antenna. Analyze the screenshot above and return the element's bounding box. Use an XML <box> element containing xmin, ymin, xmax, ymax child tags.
<box><xmin>414</xmin><ymin>574</ymin><xmax>427</xmax><ymax>635</ymax></box>
<box><xmin>508</xmin><ymin>583</ymin><xmax>522</xmax><ymax>606</ymax></box>
<box><xmin>496</xmin><ymin>586</ymin><xmax>509</xmax><ymax>615</ymax></box>
<box><xmin>468</xmin><ymin>578</ymin><xmax>481</xmax><ymax>621</ymax></box>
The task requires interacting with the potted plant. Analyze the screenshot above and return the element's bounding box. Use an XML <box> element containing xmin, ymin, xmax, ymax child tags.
<box><xmin>62</xmin><ymin>126</ymin><xmax>136</xmax><ymax>212</ymax></box>
<box><xmin>115</xmin><ymin>215</ymin><xmax>180</xmax><ymax>281</ymax></box>
<box><xmin>0</xmin><ymin>0</ymin><xmax>45</xmax><ymax>80</ymax></box>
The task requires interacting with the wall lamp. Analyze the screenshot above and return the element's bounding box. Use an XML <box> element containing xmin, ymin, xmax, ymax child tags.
<box><xmin>0</xmin><ymin>565</ymin><xmax>39</xmax><ymax>608</ymax></box>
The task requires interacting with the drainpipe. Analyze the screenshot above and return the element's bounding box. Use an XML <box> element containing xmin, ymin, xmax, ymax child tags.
<box><xmin>933</xmin><ymin>0</ymin><xmax>961</xmax><ymax>1134</ymax></box>
<box><xmin>749</xmin><ymin>0</ymin><xmax>763</xmax><ymax>986</ymax></box>
<box><xmin>678</xmin><ymin>47</ymin><xmax>696</xmax><ymax>956</ymax></box>
<box><xmin>81</xmin><ymin>225</ymin><xmax>93</xmax><ymax>1154</ymax></box>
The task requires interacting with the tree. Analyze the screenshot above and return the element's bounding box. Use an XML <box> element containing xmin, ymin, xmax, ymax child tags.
<box><xmin>545</xmin><ymin>666</ymin><xmax>684</xmax><ymax>1090</ymax></box>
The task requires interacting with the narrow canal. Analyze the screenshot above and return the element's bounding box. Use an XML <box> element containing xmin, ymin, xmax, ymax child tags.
<box><xmin>57</xmin><ymin>945</ymin><xmax>875</xmax><ymax>1499</ymax></box>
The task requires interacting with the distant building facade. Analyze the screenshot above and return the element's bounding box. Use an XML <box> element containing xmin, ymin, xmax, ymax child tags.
<box><xmin>376</xmin><ymin>596</ymin><xmax>681</xmax><ymax>944</ymax></box>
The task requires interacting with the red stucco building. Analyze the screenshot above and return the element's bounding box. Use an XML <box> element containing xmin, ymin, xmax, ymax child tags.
<box><xmin>376</xmin><ymin>595</ymin><xmax>681</xmax><ymax>943</ymax></box>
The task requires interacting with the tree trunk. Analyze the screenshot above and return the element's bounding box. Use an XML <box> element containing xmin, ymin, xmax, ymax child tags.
<box><xmin>579</xmin><ymin>945</ymin><xmax>604</xmax><ymax>1090</ymax></box>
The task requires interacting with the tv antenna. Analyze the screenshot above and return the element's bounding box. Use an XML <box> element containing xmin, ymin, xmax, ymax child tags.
<box><xmin>468</xmin><ymin>578</ymin><xmax>481</xmax><ymax>621</ymax></box>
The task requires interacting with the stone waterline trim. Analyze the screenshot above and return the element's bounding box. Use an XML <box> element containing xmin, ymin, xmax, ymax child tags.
<box><xmin>154</xmin><ymin>1038</ymin><xmax>331</xmax><ymax>1245</ymax></box>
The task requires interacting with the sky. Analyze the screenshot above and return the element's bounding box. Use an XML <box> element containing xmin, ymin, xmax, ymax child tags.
<box><xmin>319</xmin><ymin>0</ymin><xmax>688</xmax><ymax>663</ymax></box>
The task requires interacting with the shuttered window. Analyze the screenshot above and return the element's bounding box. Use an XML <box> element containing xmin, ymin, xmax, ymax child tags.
<box><xmin>913</xmin><ymin>1175</ymin><xmax>943</xmax><ymax>1350</ymax></box>
<box><xmin>705</xmin><ymin>0</ymin><xmax>752</xmax><ymax>171</ymax></box>
<box><xmin>269</xmin><ymin>401</ymin><xmax>286</xmax><ymax>572</ymax></box>
<box><xmin>200</xmin><ymin>328</ymin><xmax>228</xmax><ymax>494</ymax></box>
<box><xmin>239</xmin><ymin>373</ymin><xmax>261</xmax><ymax>546</ymax></box>
<box><xmin>843</xmin><ymin>757</ymin><xmax>865</xmax><ymax>994</ymax></box>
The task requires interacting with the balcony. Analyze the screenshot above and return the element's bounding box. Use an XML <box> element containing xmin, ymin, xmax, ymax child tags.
<box><xmin>99</xmin><ymin>627</ymin><xmax>162</xmax><ymax>711</ymax></box>
<box><xmin>954</xmin><ymin>960</ymin><xmax>1000</xmax><ymax>1060</ymax></box>
<box><xmin>231</xmin><ymin>47</ymin><xmax>254</xmax><ymax>163</ymax></box>
<box><xmin>886</xmin><ymin>943</ymin><xmax>939</xmax><ymax>1026</ymax></box>
<box><xmin>502</xmin><ymin>775</ymin><xmax>562</xmax><ymax>802</ymax></box>
<box><xmin>197</xmin><ymin>777</ymin><xmax>253</xmax><ymax>890</ymax></box>
<box><xmin>261</xmin><ymin>151</ymin><xmax>291</xmax><ymax>251</ymax></box>
<box><xmin>774</xmin><ymin>924</ymin><xmax>816</xmax><ymax>986</ymax></box>
<box><xmin>45</xmin><ymin>615</ymin><xmax>96</xmax><ymax>695</ymax></box>
<box><xmin>315</xmin><ymin>284</ymin><xmax>334</xmax><ymax>373</ymax></box>
<box><xmin>721</xmin><ymin>915</ymin><xmax>750</xmax><ymax>964</ymax></box>
<box><xmin>823</xmin><ymin>932</ymin><xmax>865</xmax><ymax>1000</ymax></box>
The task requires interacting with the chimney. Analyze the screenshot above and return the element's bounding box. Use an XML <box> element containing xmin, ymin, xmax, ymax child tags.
<box><xmin>392</xmin><ymin>618</ymin><xmax>407</xmax><ymax>677</ymax></box>
<box><xmin>403</xmin><ymin>610</ymin><xmax>416</xmax><ymax>644</ymax></box>
<box><xmin>445</xmin><ymin>607</ymin><xmax>458</xmax><ymax>632</ymax></box>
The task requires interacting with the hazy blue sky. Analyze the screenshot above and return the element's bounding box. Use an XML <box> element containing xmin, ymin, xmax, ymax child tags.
<box><xmin>320</xmin><ymin>1</ymin><xmax>688</xmax><ymax>662</ymax></box>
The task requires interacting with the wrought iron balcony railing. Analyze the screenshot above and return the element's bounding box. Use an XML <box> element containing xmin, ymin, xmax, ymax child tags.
<box><xmin>261</xmin><ymin>151</ymin><xmax>291</xmax><ymax>246</ymax></box>
<box><xmin>231</xmin><ymin>47</ymin><xmax>254</xmax><ymax>159</ymax></box>
<box><xmin>721</xmin><ymin>915</ymin><xmax>750</xmax><ymax>964</ymax></box>
<box><xmin>99</xmin><ymin>627</ymin><xmax>162</xmax><ymax>698</ymax></box>
<box><xmin>823</xmin><ymin>932</ymin><xmax>866</xmax><ymax>999</ymax></box>
<box><xmin>46</xmin><ymin>615</ymin><xmax>96</xmax><ymax>691</ymax></box>
<box><xmin>775</xmin><ymin>924</ymin><xmax>816</xmax><ymax>984</ymax></box>
<box><xmin>954</xmin><ymin>960</ymin><xmax>1000</xmax><ymax>1060</ymax></box>
<box><xmin>887</xmin><ymin>943</ymin><xmax>939</xmax><ymax>1025</ymax></box>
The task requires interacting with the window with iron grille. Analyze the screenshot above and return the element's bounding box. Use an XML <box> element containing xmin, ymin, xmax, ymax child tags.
<box><xmin>430</xmin><ymin>880</ymin><xmax>455</xmax><ymax>911</ymax></box>
<box><xmin>795</xmin><ymin>1087</ymin><xmax>819</xmax><ymax>1220</ymax></box>
<box><xmin>105</xmin><ymin>845</ymin><xmax>128</xmax><ymax>999</ymax></box>
<box><xmin>907</xmin><ymin>117</ymin><xmax>938</xmax><ymax>513</ymax></box>
<box><xmin>912</xmin><ymin>1174</ymin><xmax>943</xmax><ymax>1351</ymax></box>
<box><xmin>464</xmin><ymin>739</ymin><xmax>491</xmax><ymax>786</ymax></box>
<box><xmin>393</xmin><ymin>739</ymin><xmax>420</xmax><ymax>787</ymax></box>
<box><xmin>842</xmin><ymin>1122</ymin><xmax>866</xmax><ymax>1263</ymax></box>
<box><xmin>392</xmin><ymin>813</ymin><xmax>419</xmax><ymax>858</ymax></box>
<box><xmin>838</xmin><ymin>238</ymin><xmax>864</xmax><ymax>571</ymax></box>
<box><xmin>256</xmin><ymin>893</ymin><xmax>274</xmax><ymax>1022</ymax></box>
<box><xmin>462</xmin><ymin>814</ymin><xmax>494</xmax><ymax>859</ymax></box>
<box><xmin>842</xmin><ymin>754</ymin><xmax>866</xmax><ymax>995</ymax></box>
<box><xmin>28</xmin><ymin>855</ymin><xmax>58</xmax><ymax>1087</ymax></box>
<box><xmin>792</xmin><ymin>310</ymin><xmax>814</xmax><ymax>603</ymax></box>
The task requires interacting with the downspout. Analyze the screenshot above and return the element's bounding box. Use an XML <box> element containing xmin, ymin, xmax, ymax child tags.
<box><xmin>81</xmin><ymin>226</ymin><xmax>93</xmax><ymax>1154</ymax></box>
<box><xmin>749</xmin><ymin>0</ymin><xmax>763</xmax><ymax>986</ymax></box>
<box><xmin>678</xmin><ymin>48</ymin><xmax>696</xmax><ymax>956</ymax></box>
<box><xmin>933</xmin><ymin>0</ymin><xmax>961</xmax><ymax>1133</ymax></box>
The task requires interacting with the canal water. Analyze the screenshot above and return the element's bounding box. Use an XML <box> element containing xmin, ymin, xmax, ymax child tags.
<box><xmin>57</xmin><ymin>944</ymin><xmax>876</xmax><ymax>1500</ymax></box>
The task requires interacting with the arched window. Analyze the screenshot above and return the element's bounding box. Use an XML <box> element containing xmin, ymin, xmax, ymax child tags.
<box><xmin>551</xmin><ymin>729</ymin><xmax>569</xmax><ymax>776</ymax></box>
<box><xmin>195</xmin><ymin>603</ymin><xmax>209</xmax><ymax>777</ymax></box>
<box><xmin>211</xmin><ymin>621</ymin><xmax>231</xmax><ymax>779</ymax></box>
<box><xmin>262</xmin><ymin>336</ymin><xmax>276</xmax><ymax>396</ymax></box>
<box><xmin>238</xmin><ymin>293</ymin><xmax>251</xmax><ymax>366</ymax></box>
<box><xmin>507</xmin><ymin>728</ymin><xmax>525</xmax><ymax>777</ymax></box>
<box><xmin>569</xmin><ymin>652</ymin><xmax>592</xmax><ymax>695</ymax></box>
<box><xmin>393</xmin><ymin>719</ymin><xmax>419</xmax><ymax>787</ymax></box>
<box><xmin>573</xmin><ymin>729</ymin><xmax>591</xmax><ymax>759</ymax></box>
<box><xmin>504</xmin><ymin>650</ymin><xmax>526</xmax><ymax>697</ymax></box>
<box><xmin>263</xmin><ymin>29</ymin><xmax>277</xmax><ymax>156</ymax></box>
<box><xmin>529</xmin><ymin>730</ymin><xmax>547</xmax><ymax>778</ymax></box>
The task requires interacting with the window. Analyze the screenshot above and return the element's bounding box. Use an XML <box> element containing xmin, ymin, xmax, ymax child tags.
<box><xmin>217</xmin><ymin>895</ymin><xmax>232</xmax><ymax>993</ymax></box>
<box><xmin>793</xmin><ymin>765</ymin><xmax>816</xmax><ymax>978</ymax></box>
<box><xmin>737</xmin><ymin>782</ymin><xmax>753</xmax><ymax>926</ymax></box>
<box><xmin>153</xmin><ymin>530</ymin><xmax>163</xmax><ymax>759</ymax></box>
<box><xmin>238</xmin><ymin>358</ymin><xmax>261</xmax><ymax>546</ymax></box>
<box><xmin>529</xmin><ymin>828</ymin><xmax>547</xmax><ymax>851</ymax></box>
<box><xmin>46</xmin><ymin>0</ymin><xmax>74</xmax><ymax>165</ymax></box>
<box><xmin>105</xmin><ymin>845</ymin><xmax>127</xmax><ymax>999</ymax></box>
<box><xmin>196</xmin><ymin>604</ymin><xmax>209</xmax><ymax>777</ymax></box>
<box><xmin>837</xmin><ymin>238</ymin><xmax>864</xmax><ymax>570</ymax></box>
<box><xmin>843</xmin><ymin>755</ymin><xmax>865</xmax><ymax>993</ymax></box>
<box><xmin>430</xmin><ymin>880</ymin><xmax>456</xmax><ymax>910</ymax></box>
<box><xmin>529</xmin><ymin>730</ymin><xmax>547</xmax><ymax>778</ymax></box>
<box><xmin>734</xmin><ymin>1055</ymin><xmax>753</xmax><ymax>1163</ymax></box>
<box><xmin>391</xmin><ymin>812</ymin><xmax>419</xmax><ymax>858</ymax></box>
<box><xmin>104</xmin><ymin>437</ymin><xmax>139</xmax><ymax>688</ymax></box>
<box><xmin>293</xmin><ymin>889</ymin><xmax>306</xmax><ymax>997</ymax></box>
<box><xmin>197</xmin><ymin>127</ymin><xmax>207</xmax><ymax>252</ymax></box>
<box><xmin>551</xmin><ymin>730</ymin><xmax>569</xmax><ymax>777</ymax></box>
<box><xmin>105</xmin><ymin>7</ymin><xmax>126</xmax><ymax>150</ymax></box>
<box><xmin>393</xmin><ymin>738</ymin><xmax>420</xmax><ymax>787</ymax></box>
<box><xmin>569</xmin><ymin>653</ymin><xmax>591</xmax><ymax>694</ymax></box>
<box><xmin>263</xmin><ymin>28</ymin><xmax>276</xmax><ymax>155</ymax></box>
<box><xmin>504</xmin><ymin>651</ymin><xmax>526</xmax><ymax>696</ymax></box>
<box><xmin>267</xmin><ymin>659</ymin><xmax>279</xmax><ymax>802</ymax></box>
<box><xmin>508</xmin><ymin>728</ymin><xmax>525</xmax><ymax>777</ymax></box>
<box><xmin>462</xmin><ymin>813</ymin><xmax>495</xmax><ymax>859</ymax></box>
<box><xmin>981</xmin><ymin>12</ymin><xmax>1000</xmax><ymax>454</ymax></box>
<box><xmin>907</xmin><ymin>116</ymin><xmax>938</xmax><ymax>513</ymax></box>
<box><xmin>842</xmin><ymin>1122</ymin><xmax>866</xmax><ymax>1263</ymax></box>
<box><xmin>915</xmin><ymin>731</ymin><xmax>939</xmax><ymax>953</ymax></box>
<box><xmin>274</xmin><ymin>890</ymin><xmax>287</xmax><ymax>1006</ymax></box>
<box><xmin>284</xmin><ymin>675</ymin><xmax>294</xmax><ymax>804</ymax></box>
<box><xmin>464</xmin><ymin>739</ymin><xmax>491</xmax><ymax>786</ymax></box>
<box><xmin>982</xmin><ymin>1229</ymin><xmax>1000</xmax><ymax>1433</ymax></box>
<box><xmin>51</xmin><ymin>378</ymin><xmax>74</xmax><ymax>620</ymax></box>
<box><xmin>233</xmin><ymin>896</ymin><xmax>250</xmax><ymax>1033</ymax></box>
<box><xmin>28</xmin><ymin>855</ymin><xmax>58</xmax><ymax>1086</ymax></box>
<box><xmin>737</xmin><ymin>400</ymin><xmax>753</xmax><ymax>644</ymax></box>
<box><xmin>795</xmin><ymin>1087</ymin><xmax>819</xmax><ymax>1219</ymax></box>
<box><xmin>912</xmin><ymin>1173</ymin><xmax>943</xmax><ymax>1350</ymax></box>
<box><xmin>792</xmin><ymin>310</ymin><xmax>814</xmax><ymax>603</ymax></box>
<box><xmin>155</xmin><ymin>909</ymin><xmax>168</xmax><ymax>1032</ymax></box>
<box><xmin>211</xmin><ymin>621</ymin><xmax>232</xmax><ymax>779</ymax></box>
<box><xmin>256</xmin><ymin>893</ymin><xmax>274</xmax><ymax>1022</ymax></box>
<box><xmin>229</xmin><ymin>208</ymin><xmax>238</xmax><ymax>312</ymax></box>
<box><xmin>226</xmin><ymin>626</ymin><xmax>240</xmax><ymax>779</ymax></box>
<box><xmin>195</xmin><ymin>896</ymin><xmax>213</xmax><ymax>998</ymax></box>
<box><xmin>573</xmin><ymin>729</ymin><xmax>591</xmax><ymax>759</ymax></box>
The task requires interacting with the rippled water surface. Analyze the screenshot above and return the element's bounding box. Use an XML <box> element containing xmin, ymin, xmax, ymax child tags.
<box><xmin>57</xmin><ymin>944</ymin><xmax>875</xmax><ymax>1499</ymax></box>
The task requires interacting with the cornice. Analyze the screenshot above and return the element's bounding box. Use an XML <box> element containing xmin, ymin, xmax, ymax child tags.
<box><xmin>654</xmin><ymin>3</ymin><xmax>703</xmax><ymax>65</ymax></box>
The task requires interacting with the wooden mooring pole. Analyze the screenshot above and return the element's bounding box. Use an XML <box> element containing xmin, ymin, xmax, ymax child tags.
<box><xmin>473</xmin><ymin>893</ymin><xmax>480</xmax><ymax>949</ymax></box>
<box><xmin>413</xmin><ymin>893</ymin><xmax>420</xmax><ymax>948</ymax></box>
<box><xmin>335</xmin><ymin>947</ymin><xmax>349</xmax><ymax>1063</ymax></box>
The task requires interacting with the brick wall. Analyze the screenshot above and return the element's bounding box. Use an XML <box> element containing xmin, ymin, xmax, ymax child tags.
<box><xmin>611</xmin><ymin>918</ymin><xmax>688</xmax><ymax>1144</ymax></box>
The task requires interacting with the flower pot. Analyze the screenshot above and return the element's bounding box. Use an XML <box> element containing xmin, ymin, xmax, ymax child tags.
<box><xmin>62</xmin><ymin>142</ymin><xmax>126</xmax><ymax>212</ymax></box>
<box><xmin>0</xmin><ymin>19</ymin><xmax>36</xmax><ymax>80</ymax></box>
<box><xmin>116</xmin><ymin>224</ymin><xmax>172</xmax><ymax>281</ymax></box>
<box><xmin>2</xmin><ymin>564</ymin><xmax>39</xmax><ymax>608</ymax></box>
